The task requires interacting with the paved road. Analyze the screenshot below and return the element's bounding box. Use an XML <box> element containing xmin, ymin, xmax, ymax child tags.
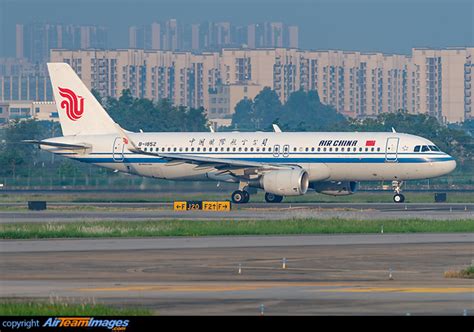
<box><xmin>1</xmin><ymin>203</ymin><xmax>473</xmax><ymax>222</ymax></box>
<box><xmin>1</xmin><ymin>233</ymin><xmax>473</xmax><ymax>253</ymax></box>
<box><xmin>1</xmin><ymin>233</ymin><xmax>473</xmax><ymax>315</ymax></box>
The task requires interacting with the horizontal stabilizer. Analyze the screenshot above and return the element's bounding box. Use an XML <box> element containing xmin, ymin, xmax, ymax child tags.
<box><xmin>22</xmin><ymin>140</ymin><xmax>90</xmax><ymax>150</ymax></box>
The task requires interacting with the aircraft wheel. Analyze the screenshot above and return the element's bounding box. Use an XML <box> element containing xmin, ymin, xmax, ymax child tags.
<box><xmin>232</xmin><ymin>190</ymin><xmax>249</xmax><ymax>204</ymax></box>
<box><xmin>265</xmin><ymin>192</ymin><xmax>284</xmax><ymax>203</ymax></box>
<box><xmin>242</xmin><ymin>190</ymin><xmax>250</xmax><ymax>203</ymax></box>
<box><xmin>393</xmin><ymin>193</ymin><xmax>405</xmax><ymax>203</ymax></box>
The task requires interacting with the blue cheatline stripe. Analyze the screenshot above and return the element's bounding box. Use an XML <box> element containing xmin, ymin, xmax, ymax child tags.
<box><xmin>56</xmin><ymin>151</ymin><xmax>447</xmax><ymax>156</ymax></box>
<box><xmin>68</xmin><ymin>156</ymin><xmax>454</xmax><ymax>164</ymax></box>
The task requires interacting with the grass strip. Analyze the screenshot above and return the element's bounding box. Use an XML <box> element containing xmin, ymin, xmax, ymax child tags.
<box><xmin>0</xmin><ymin>301</ymin><xmax>151</xmax><ymax>315</ymax></box>
<box><xmin>1</xmin><ymin>218</ymin><xmax>473</xmax><ymax>239</ymax></box>
<box><xmin>444</xmin><ymin>265</ymin><xmax>474</xmax><ymax>279</ymax></box>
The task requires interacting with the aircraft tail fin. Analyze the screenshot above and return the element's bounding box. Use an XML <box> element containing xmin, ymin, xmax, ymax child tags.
<box><xmin>47</xmin><ymin>63</ymin><xmax>119</xmax><ymax>136</ymax></box>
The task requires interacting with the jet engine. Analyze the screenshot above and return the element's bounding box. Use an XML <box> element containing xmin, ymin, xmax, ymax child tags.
<box><xmin>255</xmin><ymin>168</ymin><xmax>309</xmax><ymax>196</ymax></box>
<box><xmin>311</xmin><ymin>181</ymin><xmax>359</xmax><ymax>196</ymax></box>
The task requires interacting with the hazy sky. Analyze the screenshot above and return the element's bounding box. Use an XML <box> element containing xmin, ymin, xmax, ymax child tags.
<box><xmin>0</xmin><ymin>0</ymin><xmax>472</xmax><ymax>56</ymax></box>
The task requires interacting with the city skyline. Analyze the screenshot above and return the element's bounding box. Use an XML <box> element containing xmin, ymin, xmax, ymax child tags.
<box><xmin>1</xmin><ymin>0</ymin><xmax>472</xmax><ymax>57</ymax></box>
<box><xmin>1</xmin><ymin>46</ymin><xmax>471</xmax><ymax>125</ymax></box>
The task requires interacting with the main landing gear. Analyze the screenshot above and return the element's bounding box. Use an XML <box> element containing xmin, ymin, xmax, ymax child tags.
<box><xmin>392</xmin><ymin>180</ymin><xmax>405</xmax><ymax>203</ymax></box>
<box><xmin>231</xmin><ymin>190</ymin><xmax>284</xmax><ymax>204</ymax></box>
<box><xmin>264</xmin><ymin>192</ymin><xmax>283</xmax><ymax>203</ymax></box>
<box><xmin>231</xmin><ymin>190</ymin><xmax>250</xmax><ymax>204</ymax></box>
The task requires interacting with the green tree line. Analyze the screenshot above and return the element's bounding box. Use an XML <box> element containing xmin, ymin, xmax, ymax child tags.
<box><xmin>0</xmin><ymin>88</ymin><xmax>472</xmax><ymax>186</ymax></box>
<box><xmin>229</xmin><ymin>87</ymin><xmax>473</xmax><ymax>168</ymax></box>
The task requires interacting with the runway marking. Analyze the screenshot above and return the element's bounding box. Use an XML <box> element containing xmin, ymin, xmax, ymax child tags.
<box><xmin>320</xmin><ymin>287</ymin><xmax>474</xmax><ymax>294</ymax></box>
<box><xmin>77</xmin><ymin>282</ymin><xmax>351</xmax><ymax>293</ymax></box>
<box><xmin>78</xmin><ymin>281</ymin><xmax>474</xmax><ymax>295</ymax></box>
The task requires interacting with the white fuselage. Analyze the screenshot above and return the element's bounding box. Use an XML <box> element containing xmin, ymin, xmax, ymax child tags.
<box><xmin>43</xmin><ymin>131</ymin><xmax>456</xmax><ymax>184</ymax></box>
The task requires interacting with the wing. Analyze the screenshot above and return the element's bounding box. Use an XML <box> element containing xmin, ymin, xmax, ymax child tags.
<box><xmin>129</xmin><ymin>148</ymin><xmax>299</xmax><ymax>178</ymax></box>
<box><xmin>119</xmin><ymin>126</ymin><xmax>300</xmax><ymax>179</ymax></box>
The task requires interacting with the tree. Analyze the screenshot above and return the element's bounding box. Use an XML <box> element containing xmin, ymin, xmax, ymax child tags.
<box><xmin>349</xmin><ymin>111</ymin><xmax>474</xmax><ymax>167</ymax></box>
<box><xmin>0</xmin><ymin>119</ymin><xmax>59</xmax><ymax>177</ymax></box>
<box><xmin>105</xmin><ymin>93</ymin><xmax>208</xmax><ymax>132</ymax></box>
<box><xmin>231</xmin><ymin>98</ymin><xmax>254</xmax><ymax>131</ymax></box>
<box><xmin>230</xmin><ymin>88</ymin><xmax>346</xmax><ymax>132</ymax></box>
<box><xmin>279</xmin><ymin>89</ymin><xmax>347</xmax><ymax>131</ymax></box>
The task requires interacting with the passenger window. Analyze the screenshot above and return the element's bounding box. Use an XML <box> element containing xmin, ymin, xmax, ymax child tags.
<box><xmin>311</xmin><ymin>147</ymin><xmax>315</xmax><ymax>152</ymax></box>
<box><xmin>305</xmin><ymin>147</ymin><xmax>309</xmax><ymax>152</ymax></box>
<box><xmin>203</xmin><ymin>147</ymin><xmax>207</xmax><ymax>152</ymax></box>
<box><xmin>329</xmin><ymin>148</ymin><xmax>332</xmax><ymax>152</ymax></box>
<box><xmin>334</xmin><ymin>147</ymin><xmax>338</xmax><ymax>152</ymax></box>
<box><xmin>359</xmin><ymin>147</ymin><xmax>363</xmax><ymax>152</ymax></box>
<box><xmin>293</xmin><ymin>147</ymin><xmax>297</xmax><ymax>152</ymax></box>
<box><xmin>365</xmin><ymin>147</ymin><xmax>368</xmax><ymax>152</ymax></box>
<box><xmin>268</xmin><ymin>147</ymin><xmax>272</xmax><ymax>152</ymax></box>
<box><xmin>317</xmin><ymin>147</ymin><xmax>321</xmax><ymax>152</ymax></box>
<box><xmin>323</xmin><ymin>147</ymin><xmax>327</xmax><ymax>152</ymax></box>
<box><xmin>238</xmin><ymin>147</ymin><xmax>242</xmax><ymax>152</ymax></box>
<box><xmin>262</xmin><ymin>147</ymin><xmax>266</xmax><ymax>152</ymax></box>
<box><xmin>422</xmin><ymin>145</ymin><xmax>430</xmax><ymax>152</ymax></box>
<box><xmin>371</xmin><ymin>147</ymin><xmax>374</xmax><ymax>152</ymax></box>
<box><xmin>341</xmin><ymin>148</ymin><xmax>344</xmax><ymax>152</ymax></box>
<box><xmin>191</xmin><ymin>147</ymin><xmax>194</xmax><ymax>152</ymax></box>
<box><xmin>377</xmin><ymin>147</ymin><xmax>380</xmax><ymax>152</ymax></box>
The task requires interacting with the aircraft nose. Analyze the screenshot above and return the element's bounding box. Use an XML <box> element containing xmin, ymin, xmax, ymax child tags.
<box><xmin>443</xmin><ymin>157</ymin><xmax>456</xmax><ymax>175</ymax></box>
<box><xmin>446</xmin><ymin>158</ymin><xmax>457</xmax><ymax>173</ymax></box>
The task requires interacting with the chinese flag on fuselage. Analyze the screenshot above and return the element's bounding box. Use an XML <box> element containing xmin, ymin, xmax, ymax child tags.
<box><xmin>365</xmin><ymin>140</ymin><xmax>376</xmax><ymax>146</ymax></box>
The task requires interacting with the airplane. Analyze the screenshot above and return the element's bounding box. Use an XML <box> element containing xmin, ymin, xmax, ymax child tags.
<box><xmin>26</xmin><ymin>63</ymin><xmax>457</xmax><ymax>204</ymax></box>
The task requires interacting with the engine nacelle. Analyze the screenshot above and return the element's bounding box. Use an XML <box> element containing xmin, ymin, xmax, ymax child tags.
<box><xmin>259</xmin><ymin>169</ymin><xmax>309</xmax><ymax>196</ymax></box>
<box><xmin>311</xmin><ymin>181</ymin><xmax>359</xmax><ymax>196</ymax></box>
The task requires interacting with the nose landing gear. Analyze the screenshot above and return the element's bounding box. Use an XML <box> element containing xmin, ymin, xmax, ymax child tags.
<box><xmin>392</xmin><ymin>180</ymin><xmax>405</xmax><ymax>203</ymax></box>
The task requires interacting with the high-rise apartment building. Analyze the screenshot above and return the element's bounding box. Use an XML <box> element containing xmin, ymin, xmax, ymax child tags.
<box><xmin>16</xmin><ymin>23</ymin><xmax>108</xmax><ymax>63</ymax></box>
<box><xmin>47</xmin><ymin>47</ymin><xmax>474</xmax><ymax>123</ymax></box>
<box><xmin>288</xmin><ymin>26</ymin><xmax>299</xmax><ymax>49</ymax></box>
<box><xmin>50</xmin><ymin>49</ymin><xmax>221</xmax><ymax>110</ymax></box>
<box><xmin>128</xmin><ymin>21</ymin><xmax>299</xmax><ymax>52</ymax></box>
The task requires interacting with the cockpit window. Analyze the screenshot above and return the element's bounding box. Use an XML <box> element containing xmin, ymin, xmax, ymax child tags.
<box><xmin>414</xmin><ymin>145</ymin><xmax>420</xmax><ymax>152</ymax></box>
<box><xmin>429</xmin><ymin>145</ymin><xmax>440</xmax><ymax>152</ymax></box>
<box><xmin>421</xmin><ymin>145</ymin><xmax>430</xmax><ymax>152</ymax></box>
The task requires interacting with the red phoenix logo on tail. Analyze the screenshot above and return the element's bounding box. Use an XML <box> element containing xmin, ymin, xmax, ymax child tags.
<box><xmin>58</xmin><ymin>87</ymin><xmax>84</xmax><ymax>121</ymax></box>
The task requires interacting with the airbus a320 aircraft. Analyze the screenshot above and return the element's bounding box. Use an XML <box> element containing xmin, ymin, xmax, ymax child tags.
<box><xmin>26</xmin><ymin>63</ymin><xmax>457</xmax><ymax>203</ymax></box>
